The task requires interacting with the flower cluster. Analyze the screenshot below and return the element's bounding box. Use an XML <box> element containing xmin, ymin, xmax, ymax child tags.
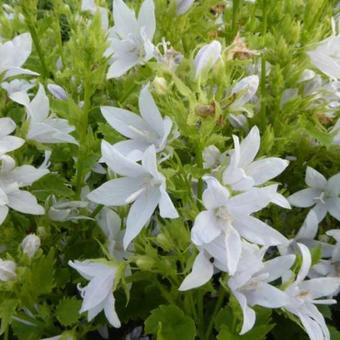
<box><xmin>0</xmin><ymin>1</ymin><xmax>339</xmax><ymax>340</ymax></box>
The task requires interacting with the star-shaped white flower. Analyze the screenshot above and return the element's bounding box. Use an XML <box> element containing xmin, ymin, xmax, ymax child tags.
<box><xmin>13</xmin><ymin>84</ymin><xmax>78</xmax><ymax>145</ymax></box>
<box><xmin>284</xmin><ymin>243</ymin><xmax>340</xmax><ymax>340</ymax></box>
<box><xmin>0</xmin><ymin>258</ymin><xmax>16</xmax><ymax>281</ymax></box>
<box><xmin>68</xmin><ymin>259</ymin><xmax>121</xmax><ymax>328</ymax></box>
<box><xmin>223</xmin><ymin>126</ymin><xmax>289</xmax><ymax>197</ymax></box>
<box><xmin>106</xmin><ymin>0</ymin><xmax>156</xmax><ymax>78</ymax></box>
<box><xmin>179</xmin><ymin>177</ymin><xmax>287</xmax><ymax>290</ymax></box>
<box><xmin>0</xmin><ymin>155</ymin><xmax>48</xmax><ymax>224</ymax></box>
<box><xmin>88</xmin><ymin>143</ymin><xmax>178</xmax><ymax>249</ymax></box>
<box><xmin>288</xmin><ymin>166</ymin><xmax>340</xmax><ymax>222</ymax></box>
<box><xmin>0</xmin><ymin>33</ymin><xmax>38</xmax><ymax>79</ymax></box>
<box><xmin>228</xmin><ymin>242</ymin><xmax>295</xmax><ymax>335</ymax></box>
<box><xmin>101</xmin><ymin>86</ymin><xmax>173</xmax><ymax>161</ymax></box>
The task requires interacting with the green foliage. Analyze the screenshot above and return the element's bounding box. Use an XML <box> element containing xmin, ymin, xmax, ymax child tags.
<box><xmin>56</xmin><ymin>297</ymin><xmax>82</xmax><ymax>327</ymax></box>
<box><xmin>144</xmin><ymin>304</ymin><xmax>196</xmax><ymax>340</ymax></box>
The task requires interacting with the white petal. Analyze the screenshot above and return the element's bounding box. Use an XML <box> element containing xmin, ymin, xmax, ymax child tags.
<box><xmin>305</xmin><ymin>167</ymin><xmax>327</xmax><ymax>189</ymax></box>
<box><xmin>225</xmin><ymin>226</ymin><xmax>242</xmax><ymax>275</ymax></box>
<box><xmin>111</xmin><ymin>140</ymin><xmax>148</xmax><ymax>161</ymax></box>
<box><xmin>262</xmin><ymin>254</ymin><xmax>296</xmax><ymax>282</ymax></box>
<box><xmin>234</xmin><ymin>216</ymin><xmax>288</xmax><ymax>246</ymax></box>
<box><xmin>0</xmin><ymin>205</ymin><xmax>9</xmax><ymax>225</ymax></box>
<box><xmin>326</xmin><ymin>173</ymin><xmax>340</xmax><ymax>196</ymax></box>
<box><xmin>104</xmin><ymin>294</ymin><xmax>121</xmax><ymax>328</ymax></box>
<box><xmin>69</xmin><ymin>260</ymin><xmax>114</xmax><ymax>280</ymax></box>
<box><xmin>7</xmin><ymin>190</ymin><xmax>44</xmax><ymax>215</ymax></box>
<box><xmin>227</xmin><ymin>186</ymin><xmax>275</xmax><ymax>216</ymax></box>
<box><xmin>101</xmin><ymin>140</ymin><xmax>146</xmax><ymax>177</ymax></box>
<box><xmin>0</xmin><ymin>117</ymin><xmax>16</xmax><ymax>137</ymax></box>
<box><xmin>288</xmin><ymin>188</ymin><xmax>321</xmax><ymax>208</ymax></box>
<box><xmin>8</xmin><ymin>91</ymin><xmax>30</xmax><ymax>106</ymax></box>
<box><xmin>296</xmin><ymin>243</ymin><xmax>312</xmax><ymax>283</ymax></box>
<box><xmin>87</xmin><ymin>177</ymin><xmax>144</xmax><ymax>206</ymax></box>
<box><xmin>139</xmin><ymin>85</ymin><xmax>164</xmax><ymax>137</ymax></box>
<box><xmin>327</xmin><ymin>197</ymin><xmax>340</xmax><ymax>221</ymax></box>
<box><xmin>194</xmin><ymin>41</ymin><xmax>221</xmax><ymax>79</ymax></box>
<box><xmin>9</xmin><ymin>165</ymin><xmax>48</xmax><ymax>187</ymax></box>
<box><xmin>107</xmin><ymin>56</ymin><xmax>139</xmax><ymax>79</ymax></box>
<box><xmin>238</xmin><ymin>126</ymin><xmax>260</xmax><ymax>167</ymax></box>
<box><xmin>246</xmin><ymin>157</ymin><xmax>289</xmax><ymax>185</ymax></box>
<box><xmin>245</xmin><ymin>282</ymin><xmax>289</xmax><ymax>308</ymax></box>
<box><xmin>112</xmin><ymin>0</ymin><xmax>138</xmax><ymax>37</ymax></box>
<box><xmin>308</xmin><ymin>50</ymin><xmax>340</xmax><ymax>80</ymax></box>
<box><xmin>141</xmin><ymin>145</ymin><xmax>161</xmax><ymax>179</ymax></box>
<box><xmin>299</xmin><ymin>278</ymin><xmax>340</xmax><ymax>299</ymax></box>
<box><xmin>233</xmin><ymin>291</ymin><xmax>256</xmax><ymax>335</ymax></box>
<box><xmin>138</xmin><ymin>0</ymin><xmax>156</xmax><ymax>40</ymax></box>
<box><xmin>100</xmin><ymin>106</ymin><xmax>150</xmax><ymax>140</ymax></box>
<box><xmin>296</xmin><ymin>210</ymin><xmax>319</xmax><ymax>240</ymax></box>
<box><xmin>202</xmin><ymin>176</ymin><xmax>230</xmax><ymax>210</ymax></box>
<box><xmin>4</xmin><ymin>67</ymin><xmax>38</xmax><ymax>79</ymax></box>
<box><xmin>159</xmin><ymin>187</ymin><xmax>178</xmax><ymax>218</ymax></box>
<box><xmin>179</xmin><ymin>251</ymin><xmax>214</xmax><ymax>291</ymax></box>
<box><xmin>0</xmin><ymin>136</ymin><xmax>25</xmax><ymax>154</ymax></box>
<box><xmin>81</xmin><ymin>273</ymin><xmax>114</xmax><ymax>312</ymax></box>
<box><xmin>27</xmin><ymin>84</ymin><xmax>49</xmax><ymax>121</ymax></box>
<box><xmin>191</xmin><ymin>210</ymin><xmax>221</xmax><ymax>246</ymax></box>
<box><xmin>123</xmin><ymin>188</ymin><xmax>160</xmax><ymax>249</ymax></box>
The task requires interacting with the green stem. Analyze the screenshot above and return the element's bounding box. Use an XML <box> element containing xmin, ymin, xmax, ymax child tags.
<box><xmin>76</xmin><ymin>81</ymin><xmax>91</xmax><ymax>196</ymax></box>
<box><xmin>195</xmin><ymin>142</ymin><xmax>203</xmax><ymax>203</ymax></box>
<box><xmin>23</xmin><ymin>7</ymin><xmax>50</xmax><ymax>79</ymax></box>
<box><xmin>205</xmin><ymin>288</ymin><xmax>225</xmax><ymax>339</ymax></box>
<box><xmin>231</xmin><ymin>0</ymin><xmax>241</xmax><ymax>41</ymax></box>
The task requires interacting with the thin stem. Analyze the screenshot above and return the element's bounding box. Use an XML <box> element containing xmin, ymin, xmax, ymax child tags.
<box><xmin>204</xmin><ymin>288</ymin><xmax>225</xmax><ymax>339</ymax></box>
<box><xmin>231</xmin><ymin>0</ymin><xmax>241</xmax><ymax>41</ymax></box>
<box><xmin>22</xmin><ymin>7</ymin><xmax>50</xmax><ymax>79</ymax></box>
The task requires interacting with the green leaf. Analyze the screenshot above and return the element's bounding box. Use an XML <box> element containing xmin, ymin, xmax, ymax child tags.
<box><xmin>144</xmin><ymin>304</ymin><xmax>196</xmax><ymax>340</ymax></box>
<box><xmin>0</xmin><ymin>299</ymin><xmax>17</xmax><ymax>335</ymax></box>
<box><xmin>56</xmin><ymin>297</ymin><xmax>82</xmax><ymax>327</ymax></box>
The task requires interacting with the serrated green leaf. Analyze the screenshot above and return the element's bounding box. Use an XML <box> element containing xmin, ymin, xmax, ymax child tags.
<box><xmin>56</xmin><ymin>297</ymin><xmax>82</xmax><ymax>327</ymax></box>
<box><xmin>145</xmin><ymin>304</ymin><xmax>196</xmax><ymax>340</ymax></box>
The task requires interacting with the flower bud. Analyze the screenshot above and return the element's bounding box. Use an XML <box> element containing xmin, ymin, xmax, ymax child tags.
<box><xmin>47</xmin><ymin>84</ymin><xmax>68</xmax><ymax>100</ymax></box>
<box><xmin>176</xmin><ymin>0</ymin><xmax>194</xmax><ymax>15</ymax></box>
<box><xmin>21</xmin><ymin>233</ymin><xmax>41</xmax><ymax>258</ymax></box>
<box><xmin>0</xmin><ymin>259</ymin><xmax>16</xmax><ymax>281</ymax></box>
<box><xmin>194</xmin><ymin>41</ymin><xmax>222</xmax><ymax>79</ymax></box>
<box><xmin>152</xmin><ymin>77</ymin><xmax>168</xmax><ymax>95</ymax></box>
<box><xmin>135</xmin><ymin>256</ymin><xmax>155</xmax><ymax>271</ymax></box>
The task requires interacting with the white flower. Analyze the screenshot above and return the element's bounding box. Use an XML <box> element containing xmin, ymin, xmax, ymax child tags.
<box><xmin>176</xmin><ymin>0</ymin><xmax>194</xmax><ymax>15</ymax></box>
<box><xmin>101</xmin><ymin>86</ymin><xmax>173</xmax><ymax>161</ymax></box>
<box><xmin>222</xmin><ymin>126</ymin><xmax>289</xmax><ymax>206</ymax></box>
<box><xmin>307</xmin><ymin>36</ymin><xmax>340</xmax><ymax>80</ymax></box>
<box><xmin>96</xmin><ymin>207</ymin><xmax>128</xmax><ymax>260</ymax></box>
<box><xmin>0</xmin><ymin>258</ymin><xmax>16</xmax><ymax>281</ymax></box>
<box><xmin>106</xmin><ymin>0</ymin><xmax>156</xmax><ymax>78</ymax></box>
<box><xmin>288</xmin><ymin>167</ymin><xmax>340</xmax><ymax>222</ymax></box>
<box><xmin>0</xmin><ymin>117</ymin><xmax>25</xmax><ymax>155</ymax></box>
<box><xmin>194</xmin><ymin>41</ymin><xmax>222</xmax><ymax>79</ymax></box>
<box><xmin>284</xmin><ymin>243</ymin><xmax>340</xmax><ymax>340</ymax></box>
<box><xmin>228</xmin><ymin>242</ymin><xmax>295</xmax><ymax>334</ymax></box>
<box><xmin>0</xmin><ymin>33</ymin><xmax>38</xmax><ymax>79</ymax></box>
<box><xmin>1</xmin><ymin>79</ymin><xmax>35</xmax><ymax>104</ymax></box>
<box><xmin>179</xmin><ymin>177</ymin><xmax>287</xmax><ymax>289</ymax></box>
<box><xmin>229</xmin><ymin>75</ymin><xmax>259</xmax><ymax>113</ymax></box>
<box><xmin>88</xmin><ymin>144</ymin><xmax>178</xmax><ymax>249</ymax></box>
<box><xmin>47</xmin><ymin>84</ymin><xmax>68</xmax><ymax>101</ymax></box>
<box><xmin>0</xmin><ymin>155</ymin><xmax>48</xmax><ymax>224</ymax></box>
<box><xmin>68</xmin><ymin>259</ymin><xmax>121</xmax><ymax>328</ymax></box>
<box><xmin>21</xmin><ymin>233</ymin><xmax>40</xmax><ymax>258</ymax></box>
<box><xmin>16</xmin><ymin>84</ymin><xmax>78</xmax><ymax>145</ymax></box>
<box><xmin>202</xmin><ymin>145</ymin><xmax>227</xmax><ymax>169</ymax></box>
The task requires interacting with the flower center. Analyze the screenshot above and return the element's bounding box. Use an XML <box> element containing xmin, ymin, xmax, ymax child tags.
<box><xmin>313</xmin><ymin>191</ymin><xmax>326</xmax><ymax>204</ymax></box>
<box><xmin>215</xmin><ymin>206</ymin><xmax>233</xmax><ymax>224</ymax></box>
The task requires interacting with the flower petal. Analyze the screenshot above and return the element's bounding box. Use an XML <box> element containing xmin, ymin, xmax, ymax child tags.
<box><xmin>104</xmin><ymin>294</ymin><xmax>121</xmax><ymax>328</ymax></box>
<box><xmin>233</xmin><ymin>291</ymin><xmax>256</xmax><ymax>335</ymax></box>
<box><xmin>305</xmin><ymin>167</ymin><xmax>327</xmax><ymax>189</ymax></box>
<box><xmin>138</xmin><ymin>0</ymin><xmax>156</xmax><ymax>40</ymax></box>
<box><xmin>178</xmin><ymin>251</ymin><xmax>214</xmax><ymax>291</ymax></box>
<box><xmin>123</xmin><ymin>188</ymin><xmax>160</xmax><ymax>249</ymax></box>
<box><xmin>288</xmin><ymin>188</ymin><xmax>321</xmax><ymax>208</ymax></box>
<box><xmin>159</xmin><ymin>187</ymin><xmax>178</xmax><ymax>219</ymax></box>
<box><xmin>87</xmin><ymin>177</ymin><xmax>144</xmax><ymax>206</ymax></box>
<box><xmin>202</xmin><ymin>176</ymin><xmax>230</xmax><ymax>210</ymax></box>
<box><xmin>299</xmin><ymin>278</ymin><xmax>340</xmax><ymax>300</ymax></box>
<box><xmin>7</xmin><ymin>190</ymin><xmax>44</xmax><ymax>215</ymax></box>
